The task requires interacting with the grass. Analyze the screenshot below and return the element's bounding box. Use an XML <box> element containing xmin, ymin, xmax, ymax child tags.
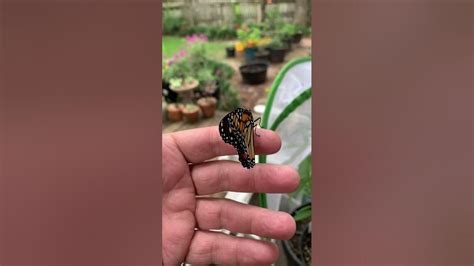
<box><xmin>162</xmin><ymin>36</ymin><xmax>186</xmax><ymax>59</ymax></box>
<box><xmin>162</xmin><ymin>35</ymin><xmax>232</xmax><ymax>60</ymax></box>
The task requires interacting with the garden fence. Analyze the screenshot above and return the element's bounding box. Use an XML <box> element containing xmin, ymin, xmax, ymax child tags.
<box><xmin>163</xmin><ymin>0</ymin><xmax>305</xmax><ymax>28</ymax></box>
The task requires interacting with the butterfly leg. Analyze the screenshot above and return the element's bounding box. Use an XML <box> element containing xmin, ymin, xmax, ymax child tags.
<box><xmin>253</xmin><ymin>117</ymin><xmax>262</xmax><ymax>137</ymax></box>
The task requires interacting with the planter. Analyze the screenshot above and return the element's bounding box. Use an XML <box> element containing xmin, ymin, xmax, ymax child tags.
<box><xmin>239</xmin><ymin>62</ymin><xmax>268</xmax><ymax>85</ymax></box>
<box><xmin>283</xmin><ymin>37</ymin><xmax>293</xmax><ymax>51</ymax></box>
<box><xmin>182</xmin><ymin>105</ymin><xmax>200</xmax><ymax>123</ymax></box>
<box><xmin>226</xmin><ymin>46</ymin><xmax>236</xmax><ymax>58</ymax></box>
<box><xmin>254</xmin><ymin>49</ymin><xmax>270</xmax><ymax>62</ymax></box>
<box><xmin>197</xmin><ymin>97</ymin><xmax>217</xmax><ymax>118</ymax></box>
<box><xmin>268</xmin><ymin>46</ymin><xmax>287</xmax><ymax>63</ymax></box>
<box><xmin>170</xmin><ymin>78</ymin><xmax>199</xmax><ymax>93</ymax></box>
<box><xmin>300</xmin><ymin>223</ymin><xmax>312</xmax><ymax>266</ymax></box>
<box><xmin>292</xmin><ymin>32</ymin><xmax>304</xmax><ymax>44</ymax></box>
<box><xmin>162</xmin><ymin>81</ymin><xmax>178</xmax><ymax>103</ymax></box>
<box><xmin>282</xmin><ymin>202</ymin><xmax>311</xmax><ymax>266</ymax></box>
<box><xmin>166</xmin><ymin>103</ymin><xmax>184</xmax><ymax>122</ymax></box>
<box><xmin>244</xmin><ymin>47</ymin><xmax>257</xmax><ymax>61</ymax></box>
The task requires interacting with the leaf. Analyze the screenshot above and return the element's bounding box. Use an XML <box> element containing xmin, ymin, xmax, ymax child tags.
<box><xmin>293</xmin><ymin>204</ymin><xmax>311</xmax><ymax>222</ymax></box>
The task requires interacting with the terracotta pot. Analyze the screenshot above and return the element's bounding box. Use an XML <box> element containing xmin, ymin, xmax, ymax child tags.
<box><xmin>197</xmin><ymin>97</ymin><xmax>217</xmax><ymax>118</ymax></box>
<box><xmin>182</xmin><ymin>105</ymin><xmax>200</xmax><ymax>123</ymax></box>
<box><xmin>166</xmin><ymin>103</ymin><xmax>183</xmax><ymax>122</ymax></box>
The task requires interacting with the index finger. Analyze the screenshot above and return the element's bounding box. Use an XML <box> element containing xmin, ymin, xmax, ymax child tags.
<box><xmin>165</xmin><ymin>126</ymin><xmax>281</xmax><ymax>164</ymax></box>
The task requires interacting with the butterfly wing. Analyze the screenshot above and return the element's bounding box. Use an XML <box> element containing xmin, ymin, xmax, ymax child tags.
<box><xmin>239</xmin><ymin>110</ymin><xmax>256</xmax><ymax>169</ymax></box>
<box><xmin>219</xmin><ymin>108</ymin><xmax>256</xmax><ymax>169</ymax></box>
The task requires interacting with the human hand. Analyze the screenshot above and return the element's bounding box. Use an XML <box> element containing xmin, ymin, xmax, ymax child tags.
<box><xmin>162</xmin><ymin>126</ymin><xmax>300</xmax><ymax>265</ymax></box>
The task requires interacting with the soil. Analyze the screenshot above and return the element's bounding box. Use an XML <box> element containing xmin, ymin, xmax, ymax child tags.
<box><xmin>301</xmin><ymin>230</ymin><xmax>311</xmax><ymax>265</ymax></box>
<box><xmin>240</xmin><ymin>64</ymin><xmax>266</xmax><ymax>73</ymax></box>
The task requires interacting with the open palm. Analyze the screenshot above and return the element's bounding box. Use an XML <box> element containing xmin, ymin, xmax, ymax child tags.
<box><xmin>162</xmin><ymin>126</ymin><xmax>299</xmax><ymax>265</ymax></box>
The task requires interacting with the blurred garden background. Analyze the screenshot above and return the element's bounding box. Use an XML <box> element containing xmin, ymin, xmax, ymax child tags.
<box><xmin>162</xmin><ymin>0</ymin><xmax>311</xmax><ymax>133</ymax></box>
<box><xmin>162</xmin><ymin>1</ymin><xmax>312</xmax><ymax>265</ymax></box>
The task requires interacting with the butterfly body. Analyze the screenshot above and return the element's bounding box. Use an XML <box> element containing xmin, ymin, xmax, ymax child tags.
<box><xmin>219</xmin><ymin>108</ymin><xmax>260</xmax><ymax>169</ymax></box>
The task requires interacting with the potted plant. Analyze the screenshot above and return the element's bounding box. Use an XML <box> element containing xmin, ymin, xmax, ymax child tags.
<box><xmin>300</xmin><ymin>223</ymin><xmax>312</xmax><ymax>265</ymax></box>
<box><xmin>196</xmin><ymin>68</ymin><xmax>218</xmax><ymax>98</ymax></box>
<box><xmin>282</xmin><ymin>202</ymin><xmax>311</xmax><ymax>266</ymax></box>
<box><xmin>239</xmin><ymin>61</ymin><xmax>268</xmax><ymax>85</ymax></box>
<box><xmin>226</xmin><ymin>45</ymin><xmax>236</xmax><ymax>57</ymax></box>
<box><xmin>282</xmin><ymin>154</ymin><xmax>312</xmax><ymax>265</ymax></box>
<box><xmin>197</xmin><ymin>96</ymin><xmax>217</xmax><ymax>118</ymax></box>
<box><xmin>237</xmin><ymin>25</ymin><xmax>262</xmax><ymax>61</ymax></box>
<box><xmin>182</xmin><ymin>103</ymin><xmax>200</xmax><ymax>123</ymax></box>
<box><xmin>217</xmin><ymin>80</ymin><xmax>240</xmax><ymax>111</ymax></box>
<box><xmin>267</xmin><ymin>36</ymin><xmax>288</xmax><ymax>63</ymax></box>
<box><xmin>254</xmin><ymin>48</ymin><xmax>270</xmax><ymax>62</ymax></box>
<box><xmin>170</xmin><ymin>77</ymin><xmax>199</xmax><ymax>92</ymax></box>
<box><xmin>166</xmin><ymin>103</ymin><xmax>184</xmax><ymax>122</ymax></box>
<box><xmin>292</xmin><ymin>24</ymin><xmax>306</xmax><ymax>44</ymax></box>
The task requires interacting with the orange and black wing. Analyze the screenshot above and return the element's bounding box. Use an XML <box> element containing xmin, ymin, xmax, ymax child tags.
<box><xmin>219</xmin><ymin>108</ymin><xmax>257</xmax><ymax>169</ymax></box>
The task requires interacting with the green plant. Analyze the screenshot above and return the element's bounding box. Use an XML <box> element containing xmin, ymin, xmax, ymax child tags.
<box><xmin>218</xmin><ymin>80</ymin><xmax>240</xmax><ymax>111</ymax></box>
<box><xmin>293</xmin><ymin>203</ymin><xmax>311</xmax><ymax>222</ymax></box>
<box><xmin>291</xmin><ymin>154</ymin><xmax>312</xmax><ymax>222</ymax></box>
<box><xmin>232</xmin><ymin>3</ymin><xmax>244</xmax><ymax>28</ymax></box>
<box><xmin>184</xmin><ymin>103</ymin><xmax>199</xmax><ymax>112</ymax></box>
<box><xmin>169</xmin><ymin>78</ymin><xmax>182</xmax><ymax>89</ymax></box>
<box><xmin>237</xmin><ymin>25</ymin><xmax>262</xmax><ymax>48</ymax></box>
<box><xmin>263</xmin><ymin>7</ymin><xmax>284</xmax><ymax>33</ymax></box>
<box><xmin>163</xmin><ymin>10</ymin><xmax>184</xmax><ymax>35</ymax></box>
<box><xmin>280</xmin><ymin>23</ymin><xmax>299</xmax><ymax>39</ymax></box>
<box><xmin>184</xmin><ymin>76</ymin><xmax>196</xmax><ymax>83</ymax></box>
<box><xmin>196</xmin><ymin>68</ymin><xmax>215</xmax><ymax>84</ymax></box>
<box><xmin>269</xmin><ymin>34</ymin><xmax>286</xmax><ymax>49</ymax></box>
<box><xmin>164</xmin><ymin>57</ymin><xmax>191</xmax><ymax>83</ymax></box>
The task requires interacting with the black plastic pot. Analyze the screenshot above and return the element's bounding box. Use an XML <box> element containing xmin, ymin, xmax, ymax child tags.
<box><xmin>162</xmin><ymin>81</ymin><xmax>178</xmax><ymax>103</ymax></box>
<box><xmin>268</xmin><ymin>46</ymin><xmax>287</xmax><ymax>63</ymax></box>
<box><xmin>282</xmin><ymin>203</ymin><xmax>311</xmax><ymax>266</ymax></box>
<box><xmin>226</xmin><ymin>46</ymin><xmax>235</xmax><ymax>58</ymax></box>
<box><xmin>239</xmin><ymin>62</ymin><xmax>268</xmax><ymax>85</ymax></box>
<box><xmin>292</xmin><ymin>32</ymin><xmax>304</xmax><ymax>44</ymax></box>
<box><xmin>299</xmin><ymin>223</ymin><xmax>312</xmax><ymax>266</ymax></box>
<box><xmin>283</xmin><ymin>37</ymin><xmax>293</xmax><ymax>51</ymax></box>
<box><xmin>254</xmin><ymin>50</ymin><xmax>270</xmax><ymax>62</ymax></box>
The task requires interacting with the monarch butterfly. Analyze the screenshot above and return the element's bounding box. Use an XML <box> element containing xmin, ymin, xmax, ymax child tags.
<box><xmin>219</xmin><ymin>108</ymin><xmax>261</xmax><ymax>169</ymax></box>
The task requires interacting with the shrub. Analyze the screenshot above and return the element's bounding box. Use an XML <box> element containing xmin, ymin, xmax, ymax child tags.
<box><xmin>217</xmin><ymin>80</ymin><xmax>240</xmax><ymax>111</ymax></box>
<box><xmin>163</xmin><ymin>11</ymin><xmax>184</xmax><ymax>35</ymax></box>
<box><xmin>179</xmin><ymin>26</ymin><xmax>236</xmax><ymax>40</ymax></box>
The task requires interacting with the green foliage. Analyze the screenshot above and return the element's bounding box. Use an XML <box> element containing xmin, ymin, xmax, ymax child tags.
<box><xmin>169</xmin><ymin>78</ymin><xmax>182</xmax><ymax>89</ymax></box>
<box><xmin>269</xmin><ymin>33</ymin><xmax>285</xmax><ymax>49</ymax></box>
<box><xmin>293</xmin><ymin>204</ymin><xmax>311</xmax><ymax>222</ymax></box>
<box><xmin>188</xmin><ymin>42</ymin><xmax>208</xmax><ymax>67</ymax></box>
<box><xmin>164</xmin><ymin>57</ymin><xmax>191</xmax><ymax>82</ymax></box>
<box><xmin>237</xmin><ymin>26</ymin><xmax>261</xmax><ymax>42</ymax></box>
<box><xmin>217</xmin><ymin>80</ymin><xmax>240</xmax><ymax>111</ymax></box>
<box><xmin>196</xmin><ymin>68</ymin><xmax>215</xmax><ymax>84</ymax></box>
<box><xmin>263</xmin><ymin>7</ymin><xmax>284</xmax><ymax>33</ymax></box>
<box><xmin>163</xmin><ymin>10</ymin><xmax>184</xmax><ymax>35</ymax></box>
<box><xmin>291</xmin><ymin>154</ymin><xmax>313</xmax><ymax>223</ymax></box>
<box><xmin>232</xmin><ymin>3</ymin><xmax>243</xmax><ymax>27</ymax></box>
<box><xmin>281</xmin><ymin>23</ymin><xmax>299</xmax><ymax>38</ymax></box>
<box><xmin>296</xmin><ymin>154</ymin><xmax>312</xmax><ymax>198</ymax></box>
<box><xmin>179</xmin><ymin>26</ymin><xmax>237</xmax><ymax>40</ymax></box>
